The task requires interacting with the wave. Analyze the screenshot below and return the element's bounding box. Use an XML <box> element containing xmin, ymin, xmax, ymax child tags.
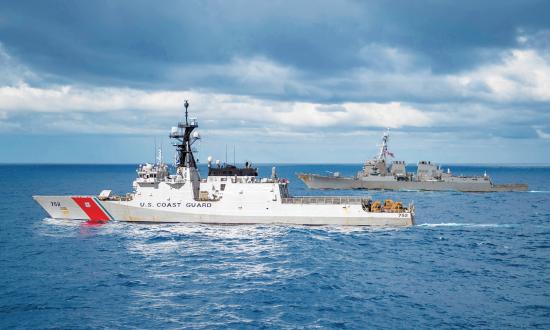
<box><xmin>417</xmin><ymin>222</ymin><xmax>513</xmax><ymax>228</ymax></box>
<box><xmin>42</xmin><ymin>217</ymin><xmax>83</xmax><ymax>227</ymax></box>
<box><xmin>528</xmin><ymin>190</ymin><xmax>550</xmax><ymax>193</ymax></box>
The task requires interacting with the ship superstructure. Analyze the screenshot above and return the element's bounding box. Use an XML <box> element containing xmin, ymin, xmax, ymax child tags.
<box><xmin>34</xmin><ymin>102</ymin><xmax>415</xmax><ymax>227</ymax></box>
<box><xmin>298</xmin><ymin>130</ymin><xmax>528</xmax><ymax>192</ymax></box>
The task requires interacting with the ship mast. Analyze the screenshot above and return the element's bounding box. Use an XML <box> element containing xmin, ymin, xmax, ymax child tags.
<box><xmin>377</xmin><ymin>129</ymin><xmax>390</xmax><ymax>161</ymax></box>
<box><xmin>170</xmin><ymin>100</ymin><xmax>198</xmax><ymax>169</ymax></box>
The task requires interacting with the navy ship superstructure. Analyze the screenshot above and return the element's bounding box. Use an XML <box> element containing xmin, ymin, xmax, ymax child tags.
<box><xmin>298</xmin><ymin>130</ymin><xmax>528</xmax><ymax>192</ymax></box>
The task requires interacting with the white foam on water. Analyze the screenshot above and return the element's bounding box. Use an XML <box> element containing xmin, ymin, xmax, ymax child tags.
<box><xmin>311</xmin><ymin>225</ymin><xmax>379</xmax><ymax>234</ymax></box>
<box><xmin>42</xmin><ymin>217</ymin><xmax>83</xmax><ymax>227</ymax></box>
<box><xmin>528</xmin><ymin>190</ymin><xmax>550</xmax><ymax>193</ymax></box>
<box><xmin>121</xmin><ymin>223</ymin><xmax>291</xmax><ymax>258</ymax></box>
<box><xmin>418</xmin><ymin>222</ymin><xmax>513</xmax><ymax>228</ymax></box>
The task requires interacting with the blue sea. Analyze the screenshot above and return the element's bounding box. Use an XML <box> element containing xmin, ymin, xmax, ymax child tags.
<box><xmin>1</xmin><ymin>164</ymin><xmax>549</xmax><ymax>329</ymax></box>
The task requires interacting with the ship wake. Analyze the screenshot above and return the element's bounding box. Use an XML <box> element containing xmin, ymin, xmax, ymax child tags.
<box><xmin>418</xmin><ymin>222</ymin><xmax>514</xmax><ymax>228</ymax></box>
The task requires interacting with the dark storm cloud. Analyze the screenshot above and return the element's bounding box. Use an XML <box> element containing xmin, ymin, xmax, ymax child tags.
<box><xmin>1</xmin><ymin>0</ymin><xmax>549</xmax><ymax>92</ymax></box>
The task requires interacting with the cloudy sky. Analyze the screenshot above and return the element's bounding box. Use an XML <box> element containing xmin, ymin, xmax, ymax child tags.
<box><xmin>0</xmin><ymin>0</ymin><xmax>549</xmax><ymax>164</ymax></box>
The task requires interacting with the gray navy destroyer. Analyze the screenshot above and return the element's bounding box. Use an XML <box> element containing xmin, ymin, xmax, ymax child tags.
<box><xmin>298</xmin><ymin>130</ymin><xmax>528</xmax><ymax>192</ymax></box>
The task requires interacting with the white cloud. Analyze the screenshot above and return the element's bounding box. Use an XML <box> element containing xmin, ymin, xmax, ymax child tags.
<box><xmin>536</xmin><ymin>128</ymin><xmax>550</xmax><ymax>139</ymax></box>
<box><xmin>350</xmin><ymin>45</ymin><xmax>550</xmax><ymax>104</ymax></box>
<box><xmin>0</xmin><ymin>82</ymin><xmax>434</xmax><ymax>133</ymax></box>
<box><xmin>0</xmin><ymin>84</ymin><xmax>190</xmax><ymax>113</ymax></box>
<box><xmin>451</xmin><ymin>49</ymin><xmax>550</xmax><ymax>102</ymax></box>
<box><xmin>272</xmin><ymin>102</ymin><xmax>432</xmax><ymax>128</ymax></box>
<box><xmin>0</xmin><ymin>38</ymin><xmax>548</xmax><ymax>139</ymax></box>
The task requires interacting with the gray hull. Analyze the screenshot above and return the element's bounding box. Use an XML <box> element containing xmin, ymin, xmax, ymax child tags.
<box><xmin>298</xmin><ymin>174</ymin><xmax>528</xmax><ymax>192</ymax></box>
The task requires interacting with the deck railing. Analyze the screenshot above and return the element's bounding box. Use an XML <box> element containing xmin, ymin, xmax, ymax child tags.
<box><xmin>281</xmin><ymin>196</ymin><xmax>367</xmax><ymax>205</ymax></box>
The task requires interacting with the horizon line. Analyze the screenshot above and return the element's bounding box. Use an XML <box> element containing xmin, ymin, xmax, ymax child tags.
<box><xmin>1</xmin><ymin>162</ymin><xmax>549</xmax><ymax>167</ymax></box>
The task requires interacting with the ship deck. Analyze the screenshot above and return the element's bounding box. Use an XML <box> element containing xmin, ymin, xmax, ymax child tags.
<box><xmin>282</xmin><ymin>196</ymin><xmax>368</xmax><ymax>205</ymax></box>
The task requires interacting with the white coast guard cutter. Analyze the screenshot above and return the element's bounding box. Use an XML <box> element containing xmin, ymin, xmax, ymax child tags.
<box><xmin>34</xmin><ymin>101</ymin><xmax>415</xmax><ymax>227</ymax></box>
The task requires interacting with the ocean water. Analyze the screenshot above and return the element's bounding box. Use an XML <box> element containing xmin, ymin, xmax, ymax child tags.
<box><xmin>1</xmin><ymin>164</ymin><xmax>549</xmax><ymax>329</ymax></box>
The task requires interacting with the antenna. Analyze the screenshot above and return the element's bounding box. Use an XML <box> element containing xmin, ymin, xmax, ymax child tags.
<box><xmin>170</xmin><ymin>100</ymin><xmax>198</xmax><ymax>169</ymax></box>
<box><xmin>184</xmin><ymin>100</ymin><xmax>189</xmax><ymax>125</ymax></box>
<box><xmin>377</xmin><ymin>129</ymin><xmax>390</xmax><ymax>161</ymax></box>
<box><xmin>225</xmin><ymin>144</ymin><xmax>228</xmax><ymax>164</ymax></box>
<box><xmin>157</xmin><ymin>147</ymin><xmax>163</xmax><ymax>165</ymax></box>
<box><xmin>233</xmin><ymin>145</ymin><xmax>236</xmax><ymax>166</ymax></box>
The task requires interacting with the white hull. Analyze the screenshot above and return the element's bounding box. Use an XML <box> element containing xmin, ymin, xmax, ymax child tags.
<box><xmin>32</xmin><ymin>105</ymin><xmax>415</xmax><ymax>228</ymax></box>
<box><xmin>33</xmin><ymin>195</ymin><xmax>414</xmax><ymax>227</ymax></box>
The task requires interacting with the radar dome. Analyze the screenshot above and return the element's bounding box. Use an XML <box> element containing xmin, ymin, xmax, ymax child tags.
<box><xmin>192</xmin><ymin>131</ymin><xmax>200</xmax><ymax>139</ymax></box>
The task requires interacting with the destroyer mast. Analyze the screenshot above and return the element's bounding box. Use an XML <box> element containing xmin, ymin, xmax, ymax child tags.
<box><xmin>377</xmin><ymin>129</ymin><xmax>391</xmax><ymax>162</ymax></box>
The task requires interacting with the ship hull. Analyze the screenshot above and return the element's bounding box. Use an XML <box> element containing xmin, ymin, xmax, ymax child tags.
<box><xmin>298</xmin><ymin>174</ymin><xmax>528</xmax><ymax>192</ymax></box>
<box><xmin>33</xmin><ymin>195</ymin><xmax>414</xmax><ymax>227</ymax></box>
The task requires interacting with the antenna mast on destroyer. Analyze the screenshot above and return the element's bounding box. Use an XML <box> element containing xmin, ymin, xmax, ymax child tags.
<box><xmin>170</xmin><ymin>100</ymin><xmax>199</xmax><ymax>168</ymax></box>
<box><xmin>376</xmin><ymin>129</ymin><xmax>390</xmax><ymax>161</ymax></box>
